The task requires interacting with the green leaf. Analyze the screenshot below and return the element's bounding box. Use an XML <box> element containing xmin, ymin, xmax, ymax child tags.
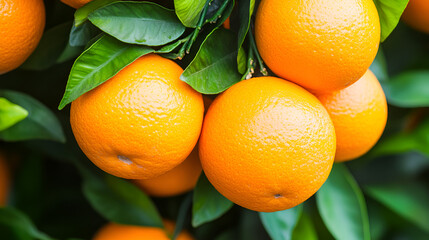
<box><xmin>259</xmin><ymin>205</ymin><xmax>303</xmax><ymax>240</ymax></box>
<box><xmin>237</xmin><ymin>0</ymin><xmax>255</xmax><ymax>49</ymax></box>
<box><xmin>369</xmin><ymin>47</ymin><xmax>389</xmax><ymax>82</ymax></box>
<box><xmin>58</xmin><ymin>35</ymin><xmax>153</xmax><ymax>110</ymax></box>
<box><xmin>0</xmin><ymin>90</ymin><xmax>65</xmax><ymax>142</ymax></box>
<box><xmin>0</xmin><ymin>98</ymin><xmax>28</xmax><ymax>131</ymax></box>
<box><xmin>0</xmin><ymin>208</ymin><xmax>54</xmax><ymax>240</ymax></box>
<box><xmin>88</xmin><ymin>2</ymin><xmax>186</xmax><ymax>46</ymax></box>
<box><xmin>365</xmin><ymin>183</ymin><xmax>429</xmax><ymax>232</ymax></box>
<box><xmin>192</xmin><ymin>174</ymin><xmax>234</xmax><ymax>227</ymax></box>
<box><xmin>74</xmin><ymin>0</ymin><xmax>118</xmax><ymax>27</ymax></box>
<box><xmin>69</xmin><ymin>21</ymin><xmax>100</xmax><ymax>47</ymax></box>
<box><xmin>316</xmin><ymin>163</ymin><xmax>370</xmax><ymax>240</ymax></box>
<box><xmin>382</xmin><ymin>71</ymin><xmax>429</xmax><ymax>108</ymax></box>
<box><xmin>292</xmin><ymin>213</ymin><xmax>318</xmax><ymax>240</ymax></box>
<box><xmin>173</xmin><ymin>193</ymin><xmax>192</xmax><ymax>239</ymax></box>
<box><xmin>181</xmin><ymin>28</ymin><xmax>241</xmax><ymax>94</ymax></box>
<box><xmin>21</xmin><ymin>22</ymin><xmax>72</xmax><ymax>71</ymax></box>
<box><xmin>174</xmin><ymin>0</ymin><xmax>206</xmax><ymax>28</ymax></box>
<box><xmin>237</xmin><ymin>46</ymin><xmax>247</xmax><ymax>75</ymax></box>
<box><xmin>373</xmin><ymin>0</ymin><xmax>409</xmax><ymax>42</ymax></box>
<box><xmin>82</xmin><ymin>172</ymin><xmax>163</xmax><ymax>227</ymax></box>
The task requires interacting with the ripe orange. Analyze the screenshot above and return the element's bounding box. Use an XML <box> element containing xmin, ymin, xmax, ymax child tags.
<box><xmin>0</xmin><ymin>0</ymin><xmax>45</xmax><ymax>74</ymax></box>
<box><xmin>402</xmin><ymin>0</ymin><xmax>429</xmax><ymax>33</ymax></box>
<box><xmin>93</xmin><ymin>220</ymin><xmax>194</xmax><ymax>240</ymax></box>
<box><xmin>60</xmin><ymin>0</ymin><xmax>91</xmax><ymax>8</ymax></box>
<box><xmin>133</xmin><ymin>146</ymin><xmax>202</xmax><ymax>197</ymax></box>
<box><xmin>255</xmin><ymin>0</ymin><xmax>380</xmax><ymax>92</ymax></box>
<box><xmin>315</xmin><ymin>70</ymin><xmax>388</xmax><ymax>162</ymax></box>
<box><xmin>70</xmin><ymin>54</ymin><xmax>204</xmax><ymax>179</ymax></box>
<box><xmin>199</xmin><ymin>76</ymin><xmax>336</xmax><ymax>212</ymax></box>
<box><xmin>0</xmin><ymin>153</ymin><xmax>9</xmax><ymax>206</ymax></box>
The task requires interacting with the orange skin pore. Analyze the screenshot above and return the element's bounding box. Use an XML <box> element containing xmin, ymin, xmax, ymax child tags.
<box><xmin>315</xmin><ymin>70</ymin><xmax>388</xmax><ymax>162</ymax></box>
<box><xmin>70</xmin><ymin>54</ymin><xmax>204</xmax><ymax>179</ymax></box>
<box><xmin>199</xmin><ymin>76</ymin><xmax>336</xmax><ymax>212</ymax></box>
<box><xmin>255</xmin><ymin>0</ymin><xmax>380</xmax><ymax>93</ymax></box>
<box><xmin>93</xmin><ymin>220</ymin><xmax>194</xmax><ymax>240</ymax></box>
<box><xmin>402</xmin><ymin>0</ymin><xmax>429</xmax><ymax>33</ymax></box>
<box><xmin>0</xmin><ymin>0</ymin><xmax>45</xmax><ymax>74</ymax></box>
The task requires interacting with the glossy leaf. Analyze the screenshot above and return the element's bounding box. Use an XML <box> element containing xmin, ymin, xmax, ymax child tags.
<box><xmin>89</xmin><ymin>2</ymin><xmax>186</xmax><ymax>46</ymax></box>
<box><xmin>382</xmin><ymin>71</ymin><xmax>429</xmax><ymax>107</ymax></box>
<box><xmin>82</xmin><ymin>172</ymin><xmax>163</xmax><ymax>227</ymax></box>
<box><xmin>0</xmin><ymin>208</ymin><xmax>54</xmax><ymax>240</ymax></box>
<box><xmin>259</xmin><ymin>205</ymin><xmax>303</xmax><ymax>240</ymax></box>
<box><xmin>174</xmin><ymin>0</ymin><xmax>206</xmax><ymax>28</ymax></box>
<box><xmin>58</xmin><ymin>35</ymin><xmax>153</xmax><ymax>110</ymax></box>
<box><xmin>181</xmin><ymin>28</ymin><xmax>241</xmax><ymax>94</ymax></box>
<box><xmin>292</xmin><ymin>213</ymin><xmax>318</xmax><ymax>240</ymax></box>
<box><xmin>74</xmin><ymin>0</ymin><xmax>118</xmax><ymax>27</ymax></box>
<box><xmin>21</xmin><ymin>22</ymin><xmax>72</xmax><ymax>71</ymax></box>
<box><xmin>0</xmin><ymin>98</ymin><xmax>28</xmax><ymax>131</ymax></box>
<box><xmin>0</xmin><ymin>90</ymin><xmax>65</xmax><ymax>142</ymax></box>
<box><xmin>373</xmin><ymin>0</ymin><xmax>409</xmax><ymax>42</ymax></box>
<box><xmin>316</xmin><ymin>163</ymin><xmax>370</xmax><ymax>240</ymax></box>
<box><xmin>69</xmin><ymin>21</ymin><xmax>100</xmax><ymax>47</ymax></box>
<box><xmin>365</xmin><ymin>183</ymin><xmax>429</xmax><ymax>232</ymax></box>
<box><xmin>192</xmin><ymin>174</ymin><xmax>234</xmax><ymax>227</ymax></box>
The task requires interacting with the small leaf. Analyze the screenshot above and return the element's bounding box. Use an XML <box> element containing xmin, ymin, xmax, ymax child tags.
<box><xmin>69</xmin><ymin>21</ymin><xmax>100</xmax><ymax>47</ymax></box>
<box><xmin>369</xmin><ymin>47</ymin><xmax>389</xmax><ymax>82</ymax></box>
<box><xmin>74</xmin><ymin>0</ymin><xmax>118</xmax><ymax>27</ymax></box>
<box><xmin>181</xmin><ymin>28</ymin><xmax>241</xmax><ymax>94</ymax></box>
<box><xmin>316</xmin><ymin>163</ymin><xmax>370</xmax><ymax>240</ymax></box>
<box><xmin>192</xmin><ymin>174</ymin><xmax>234</xmax><ymax>227</ymax></box>
<box><xmin>373</xmin><ymin>0</ymin><xmax>409</xmax><ymax>42</ymax></box>
<box><xmin>259</xmin><ymin>205</ymin><xmax>303</xmax><ymax>240</ymax></box>
<box><xmin>292</xmin><ymin>213</ymin><xmax>318</xmax><ymax>240</ymax></box>
<box><xmin>82</xmin><ymin>171</ymin><xmax>163</xmax><ymax>227</ymax></box>
<box><xmin>21</xmin><ymin>22</ymin><xmax>72</xmax><ymax>71</ymax></box>
<box><xmin>89</xmin><ymin>2</ymin><xmax>186</xmax><ymax>46</ymax></box>
<box><xmin>0</xmin><ymin>90</ymin><xmax>65</xmax><ymax>142</ymax></box>
<box><xmin>382</xmin><ymin>71</ymin><xmax>429</xmax><ymax>108</ymax></box>
<box><xmin>58</xmin><ymin>35</ymin><xmax>153</xmax><ymax>110</ymax></box>
<box><xmin>174</xmin><ymin>0</ymin><xmax>206</xmax><ymax>28</ymax></box>
<box><xmin>365</xmin><ymin>182</ymin><xmax>429</xmax><ymax>232</ymax></box>
<box><xmin>0</xmin><ymin>98</ymin><xmax>28</xmax><ymax>131</ymax></box>
<box><xmin>0</xmin><ymin>208</ymin><xmax>54</xmax><ymax>240</ymax></box>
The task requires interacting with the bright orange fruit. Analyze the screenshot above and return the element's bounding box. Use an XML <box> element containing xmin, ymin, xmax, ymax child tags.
<box><xmin>70</xmin><ymin>54</ymin><xmax>204</xmax><ymax>179</ymax></box>
<box><xmin>0</xmin><ymin>0</ymin><xmax>45</xmax><ymax>74</ymax></box>
<box><xmin>199</xmin><ymin>76</ymin><xmax>336</xmax><ymax>212</ymax></box>
<box><xmin>60</xmin><ymin>0</ymin><xmax>92</xmax><ymax>8</ymax></box>
<box><xmin>255</xmin><ymin>0</ymin><xmax>380</xmax><ymax>92</ymax></box>
<box><xmin>315</xmin><ymin>70</ymin><xmax>388</xmax><ymax>162</ymax></box>
<box><xmin>402</xmin><ymin>0</ymin><xmax>429</xmax><ymax>33</ymax></box>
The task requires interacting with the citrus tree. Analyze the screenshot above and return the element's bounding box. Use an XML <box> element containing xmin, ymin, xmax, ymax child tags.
<box><xmin>1</xmin><ymin>0</ymin><xmax>429</xmax><ymax>239</ymax></box>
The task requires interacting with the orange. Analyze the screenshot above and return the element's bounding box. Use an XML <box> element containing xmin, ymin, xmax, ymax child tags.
<box><xmin>402</xmin><ymin>0</ymin><xmax>429</xmax><ymax>33</ymax></box>
<box><xmin>199</xmin><ymin>76</ymin><xmax>336</xmax><ymax>212</ymax></box>
<box><xmin>223</xmin><ymin>17</ymin><xmax>230</xmax><ymax>29</ymax></box>
<box><xmin>93</xmin><ymin>220</ymin><xmax>194</xmax><ymax>240</ymax></box>
<box><xmin>0</xmin><ymin>153</ymin><xmax>9</xmax><ymax>206</ymax></box>
<box><xmin>70</xmin><ymin>54</ymin><xmax>204</xmax><ymax>179</ymax></box>
<box><xmin>0</xmin><ymin>0</ymin><xmax>45</xmax><ymax>74</ymax></box>
<box><xmin>255</xmin><ymin>0</ymin><xmax>380</xmax><ymax>93</ymax></box>
<box><xmin>60</xmin><ymin>0</ymin><xmax>91</xmax><ymax>8</ymax></box>
<box><xmin>315</xmin><ymin>70</ymin><xmax>387</xmax><ymax>162</ymax></box>
<box><xmin>133</xmin><ymin>146</ymin><xmax>202</xmax><ymax>197</ymax></box>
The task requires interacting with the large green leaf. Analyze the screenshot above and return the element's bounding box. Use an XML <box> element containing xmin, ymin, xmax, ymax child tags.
<box><xmin>365</xmin><ymin>183</ymin><xmax>429</xmax><ymax>232</ymax></box>
<box><xmin>292</xmin><ymin>213</ymin><xmax>318</xmax><ymax>240</ymax></box>
<box><xmin>88</xmin><ymin>2</ymin><xmax>185</xmax><ymax>46</ymax></box>
<box><xmin>382</xmin><ymin>71</ymin><xmax>429</xmax><ymax>107</ymax></box>
<box><xmin>82</xmin><ymin>170</ymin><xmax>163</xmax><ymax>227</ymax></box>
<box><xmin>174</xmin><ymin>0</ymin><xmax>206</xmax><ymax>28</ymax></box>
<box><xmin>0</xmin><ymin>208</ymin><xmax>54</xmax><ymax>240</ymax></box>
<box><xmin>0</xmin><ymin>90</ymin><xmax>65</xmax><ymax>142</ymax></box>
<box><xmin>192</xmin><ymin>174</ymin><xmax>234</xmax><ymax>227</ymax></box>
<box><xmin>58</xmin><ymin>35</ymin><xmax>153</xmax><ymax>110</ymax></box>
<box><xmin>373</xmin><ymin>0</ymin><xmax>409</xmax><ymax>42</ymax></box>
<box><xmin>259</xmin><ymin>205</ymin><xmax>303</xmax><ymax>240</ymax></box>
<box><xmin>0</xmin><ymin>98</ymin><xmax>28</xmax><ymax>131</ymax></box>
<box><xmin>181</xmin><ymin>28</ymin><xmax>241</xmax><ymax>94</ymax></box>
<box><xmin>69</xmin><ymin>21</ymin><xmax>100</xmax><ymax>47</ymax></box>
<box><xmin>316</xmin><ymin>164</ymin><xmax>370</xmax><ymax>240</ymax></box>
<box><xmin>74</xmin><ymin>0</ymin><xmax>118</xmax><ymax>26</ymax></box>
